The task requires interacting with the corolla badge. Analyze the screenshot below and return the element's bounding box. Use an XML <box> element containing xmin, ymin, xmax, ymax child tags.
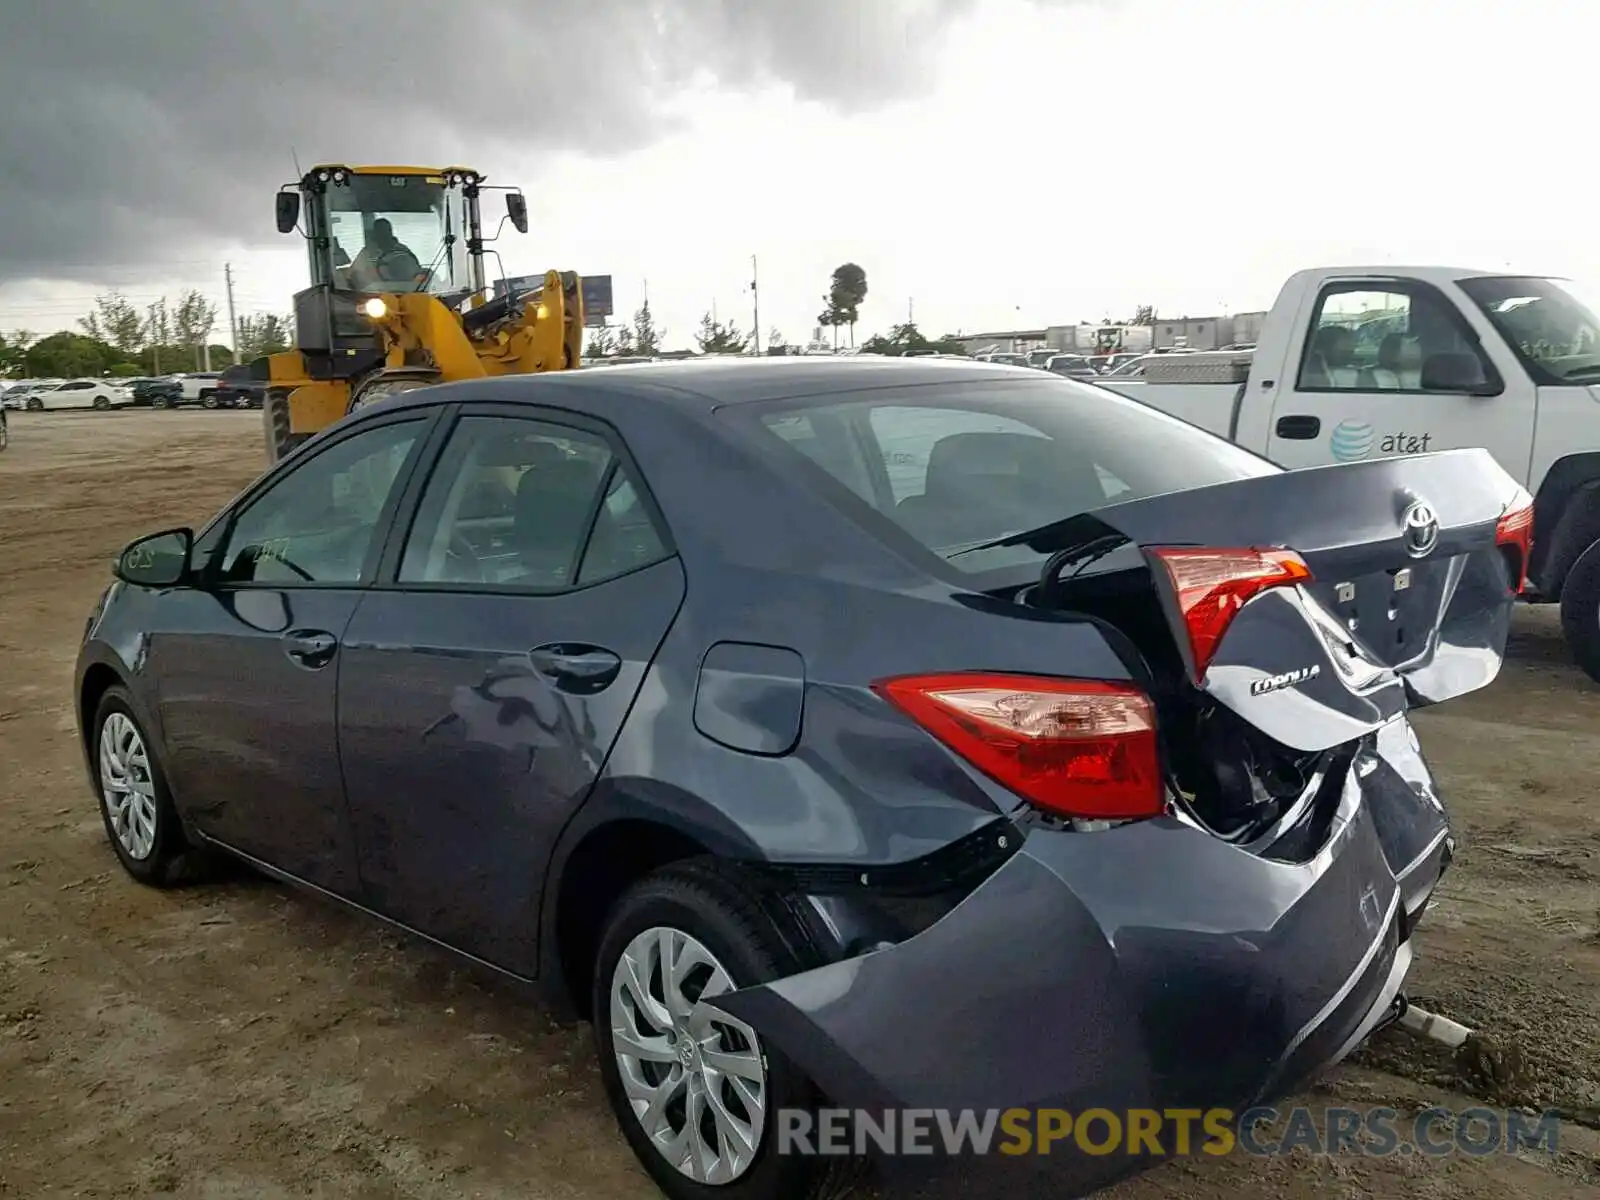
<box><xmin>1401</xmin><ymin>498</ymin><xmax>1440</xmax><ymax>558</ymax></box>
<box><xmin>1249</xmin><ymin>664</ymin><xmax>1321</xmax><ymax>696</ymax></box>
<box><xmin>1329</xmin><ymin>419</ymin><xmax>1375</xmax><ymax>462</ymax></box>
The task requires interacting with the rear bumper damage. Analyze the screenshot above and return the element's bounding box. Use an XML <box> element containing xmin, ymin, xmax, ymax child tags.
<box><xmin>714</xmin><ymin>716</ymin><xmax>1448</xmax><ymax>1187</ymax></box>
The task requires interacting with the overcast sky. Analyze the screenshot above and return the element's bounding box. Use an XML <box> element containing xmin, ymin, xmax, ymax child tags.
<box><xmin>0</xmin><ymin>0</ymin><xmax>1591</xmax><ymax>350</ymax></box>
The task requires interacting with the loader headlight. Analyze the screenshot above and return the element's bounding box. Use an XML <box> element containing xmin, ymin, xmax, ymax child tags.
<box><xmin>362</xmin><ymin>297</ymin><xmax>388</xmax><ymax>319</ymax></box>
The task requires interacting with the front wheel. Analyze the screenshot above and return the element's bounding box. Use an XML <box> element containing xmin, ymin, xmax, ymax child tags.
<box><xmin>25</xmin><ymin>398</ymin><xmax>42</xmax><ymax>411</ymax></box>
<box><xmin>1559</xmin><ymin>539</ymin><xmax>1600</xmax><ymax>684</ymax></box>
<box><xmin>591</xmin><ymin>861</ymin><xmax>861</xmax><ymax>1200</ymax></box>
<box><xmin>93</xmin><ymin>395</ymin><xmax>111</xmax><ymax>410</ymax></box>
<box><xmin>200</xmin><ymin>391</ymin><xmax>218</xmax><ymax>409</ymax></box>
<box><xmin>91</xmin><ymin>687</ymin><xmax>207</xmax><ymax>887</ymax></box>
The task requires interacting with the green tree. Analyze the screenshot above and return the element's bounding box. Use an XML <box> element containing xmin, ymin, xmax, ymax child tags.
<box><xmin>828</xmin><ymin>263</ymin><xmax>869</xmax><ymax>347</ymax></box>
<box><xmin>173</xmin><ymin>289</ymin><xmax>220</xmax><ymax>369</ymax></box>
<box><xmin>816</xmin><ymin>307</ymin><xmax>841</xmax><ymax>350</ymax></box>
<box><xmin>236</xmin><ymin>313</ymin><xmax>293</xmax><ymax>361</ymax></box>
<box><xmin>630</xmin><ymin>300</ymin><xmax>663</xmax><ymax>355</ymax></box>
<box><xmin>764</xmin><ymin>326</ymin><xmax>792</xmax><ymax>356</ymax></box>
<box><xmin>1130</xmin><ymin>305</ymin><xmax>1156</xmax><ymax>325</ymax></box>
<box><xmin>860</xmin><ymin>322</ymin><xmax>968</xmax><ymax>357</ymax></box>
<box><xmin>585</xmin><ymin>325</ymin><xmax>618</xmax><ymax>358</ymax></box>
<box><xmin>695</xmin><ymin>311</ymin><xmax>748</xmax><ymax>354</ymax></box>
<box><xmin>79</xmin><ymin>291</ymin><xmax>147</xmax><ymax>356</ymax></box>
<box><xmin>22</xmin><ymin>331</ymin><xmax>123</xmax><ymax>377</ymax></box>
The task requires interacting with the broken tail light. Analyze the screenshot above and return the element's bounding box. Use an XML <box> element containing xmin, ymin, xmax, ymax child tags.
<box><xmin>1495</xmin><ymin>488</ymin><xmax>1534</xmax><ymax>594</ymax></box>
<box><xmin>872</xmin><ymin>673</ymin><xmax>1164</xmax><ymax>822</ymax></box>
<box><xmin>1152</xmin><ymin>547</ymin><xmax>1313</xmax><ymax>682</ymax></box>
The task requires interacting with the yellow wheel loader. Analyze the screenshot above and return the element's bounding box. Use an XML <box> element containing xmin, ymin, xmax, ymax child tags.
<box><xmin>225</xmin><ymin>164</ymin><xmax>585</xmax><ymax>463</ymax></box>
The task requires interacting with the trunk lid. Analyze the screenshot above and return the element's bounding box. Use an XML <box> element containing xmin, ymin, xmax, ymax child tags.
<box><xmin>1068</xmin><ymin>448</ymin><xmax>1525</xmax><ymax>754</ymax></box>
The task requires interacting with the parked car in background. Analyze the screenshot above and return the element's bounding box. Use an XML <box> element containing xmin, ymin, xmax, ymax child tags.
<box><xmin>126</xmin><ymin>377</ymin><xmax>181</xmax><ymax>407</ymax></box>
<box><xmin>1043</xmin><ymin>353</ymin><xmax>1098</xmax><ymax>380</ymax></box>
<box><xmin>166</xmin><ymin>372</ymin><xmax>224</xmax><ymax>408</ymax></box>
<box><xmin>3</xmin><ymin>380</ymin><xmax>65</xmax><ymax>408</ymax></box>
<box><xmin>20</xmin><ymin>379</ymin><xmax>133</xmax><ymax>410</ymax></box>
<box><xmin>214</xmin><ymin>375</ymin><xmax>265</xmax><ymax>409</ymax></box>
<box><xmin>78</xmin><ymin>358</ymin><xmax>1527</xmax><ymax>1200</ymax></box>
<box><xmin>0</xmin><ymin>403</ymin><xmax>8</xmax><ymax>451</ymax></box>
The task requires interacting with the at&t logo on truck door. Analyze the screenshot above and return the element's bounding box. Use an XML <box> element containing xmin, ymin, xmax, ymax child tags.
<box><xmin>1328</xmin><ymin>419</ymin><xmax>1435</xmax><ymax>462</ymax></box>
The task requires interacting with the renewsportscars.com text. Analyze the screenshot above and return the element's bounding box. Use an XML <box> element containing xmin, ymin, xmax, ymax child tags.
<box><xmin>776</xmin><ymin>1106</ymin><xmax>1563</xmax><ymax>1158</ymax></box>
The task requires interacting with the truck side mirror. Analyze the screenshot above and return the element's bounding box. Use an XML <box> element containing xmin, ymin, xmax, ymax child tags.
<box><xmin>275</xmin><ymin>191</ymin><xmax>301</xmax><ymax>234</ymax></box>
<box><xmin>1421</xmin><ymin>352</ymin><xmax>1498</xmax><ymax>396</ymax></box>
<box><xmin>506</xmin><ymin>192</ymin><xmax>529</xmax><ymax>235</ymax></box>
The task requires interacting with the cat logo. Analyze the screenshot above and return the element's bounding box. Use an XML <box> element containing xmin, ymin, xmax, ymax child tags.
<box><xmin>1248</xmin><ymin>664</ymin><xmax>1321</xmax><ymax>696</ymax></box>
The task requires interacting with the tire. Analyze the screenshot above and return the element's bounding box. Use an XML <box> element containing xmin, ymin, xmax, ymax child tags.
<box><xmin>151</xmin><ymin>394</ymin><xmax>169</xmax><ymax>409</ymax></box>
<box><xmin>93</xmin><ymin>395</ymin><xmax>111</xmax><ymax>410</ymax></box>
<box><xmin>591</xmin><ymin>860</ymin><xmax>863</xmax><ymax>1200</ymax></box>
<box><xmin>90</xmin><ymin>687</ymin><xmax>208</xmax><ymax>888</ymax></box>
<box><xmin>25</xmin><ymin>398</ymin><xmax>42</xmax><ymax>411</ymax></box>
<box><xmin>263</xmin><ymin>388</ymin><xmax>308</xmax><ymax>464</ymax></box>
<box><xmin>1559</xmin><ymin>538</ymin><xmax>1600</xmax><ymax>684</ymax></box>
<box><xmin>200</xmin><ymin>391</ymin><xmax>218</xmax><ymax>409</ymax></box>
<box><xmin>0</xmin><ymin>415</ymin><xmax>8</xmax><ymax>451</ymax></box>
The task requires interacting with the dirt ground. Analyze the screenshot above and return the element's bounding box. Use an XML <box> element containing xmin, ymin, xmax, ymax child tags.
<box><xmin>1</xmin><ymin>410</ymin><xmax>1596</xmax><ymax>1200</ymax></box>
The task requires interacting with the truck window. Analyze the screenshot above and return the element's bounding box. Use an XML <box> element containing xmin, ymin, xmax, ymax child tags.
<box><xmin>1457</xmin><ymin>275</ymin><xmax>1600</xmax><ymax>387</ymax></box>
<box><xmin>1296</xmin><ymin>284</ymin><xmax>1495</xmax><ymax>394</ymax></box>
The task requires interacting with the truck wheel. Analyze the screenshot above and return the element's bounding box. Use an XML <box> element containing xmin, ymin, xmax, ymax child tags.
<box><xmin>1559</xmin><ymin>539</ymin><xmax>1600</xmax><ymax>684</ymax></box>
<box><xmin>262</xmin><ymin>389</ymin><xmax>307</xmax><ymax>464</ymax></box>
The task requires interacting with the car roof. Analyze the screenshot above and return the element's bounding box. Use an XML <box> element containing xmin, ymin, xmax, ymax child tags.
<box><xmin>389</xmin><ymin>355</ymin><xmax>1039</xmax><ymax>416</ymax></box>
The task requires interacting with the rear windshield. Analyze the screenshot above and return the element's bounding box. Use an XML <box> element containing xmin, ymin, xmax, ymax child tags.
<box><xmin>725</xmin><ymin>376</ymin><xmax>1277</xmax><ymax>575</ymax></box>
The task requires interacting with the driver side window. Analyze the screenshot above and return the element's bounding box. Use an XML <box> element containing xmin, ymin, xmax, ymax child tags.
<box><xmin>216</xmin><ymin>419</ymin><xmax>424</xmax><ymax>585</ymax></box>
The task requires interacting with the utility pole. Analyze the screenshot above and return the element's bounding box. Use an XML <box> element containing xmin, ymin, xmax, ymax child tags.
<box><xmin>225</xmin><ymin>263</ymin><xmax>240</xmax><ymax>364</ymax></box>
<box><xmin>148</xmin><ymin>303</ymin><xmax>161</xmax><ymax>375</ymax></box>
<box><xmin>751</xmin><ymin>256</ymin><xmax>760</xmax><ymax>355</ymax></box>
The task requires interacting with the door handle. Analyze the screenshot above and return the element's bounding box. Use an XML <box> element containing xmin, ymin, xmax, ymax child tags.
<box><xmin>283</xmin><ymin>628</ymin><xmax>338</xmax><ymax>669</ymax></box>
<box><xmin>1275</xmin><ymin>414</ymin><xmax>1322</xmax><ymax>439</ymax></box>
<box><xmin>528</xmin><ymin>642</ymin><xmax>622</xmax><ymax>694</ymax></box>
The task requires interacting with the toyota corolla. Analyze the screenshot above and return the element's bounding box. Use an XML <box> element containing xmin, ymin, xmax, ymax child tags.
<box><xmin>75</xmin><ymin>358</ymin><xmax>1531</xmax><ymax>1199</ymax></box>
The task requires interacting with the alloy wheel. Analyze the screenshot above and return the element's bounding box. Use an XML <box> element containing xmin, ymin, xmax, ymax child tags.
<box><xmin>98</xmin><ymin>712</ymin><xmax>158</xmax><ymax>860</ymax></box>
<box><xmin>609</xmin><ymin>926</ymin><xmax>769</xmax><ymax>1184</ymax></box>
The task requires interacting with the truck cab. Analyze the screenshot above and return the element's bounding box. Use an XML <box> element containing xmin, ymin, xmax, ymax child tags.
<box><xmin>1099</xmin><ymin>265</ymin><xmax>1600</xmax><ymax>681</ymax></box>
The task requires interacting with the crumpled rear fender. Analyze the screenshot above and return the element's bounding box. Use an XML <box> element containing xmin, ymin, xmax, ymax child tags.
<box><xmin>714</xmin><ymin>755</ymin><xmax>1441</xmax><ymax>1120</ymax></box>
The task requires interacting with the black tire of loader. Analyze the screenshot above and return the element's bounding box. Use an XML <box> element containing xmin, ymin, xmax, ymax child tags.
<box><xmin>263</xmin><ymin>389</ymin><xmax>307</xmax><ymax>465</ymax></box>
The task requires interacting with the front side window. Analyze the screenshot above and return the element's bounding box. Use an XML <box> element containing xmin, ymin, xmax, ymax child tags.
<box><xmin>730</xmin><ymin>377</ymin><xmax>1276</xmax><ymax>576</ymax></box>
<box><xmin>216</xmin><ymin>419</ymin><xmax>423</xmax><ymax>585</ymax></box>
<box><xmin>1458</xmin><ymin>274</ymin><xmax>1600</xmax><ymax>386</ymax></box>
<box><xmin>1296</xmin><ymin>285</ymin><xmax>1494</xmax><ymax>393</ymax></box>
<box><xmin>398</xmin><ymin>415</ymin><xmax>667</xmax><ymax>589</ymax></box>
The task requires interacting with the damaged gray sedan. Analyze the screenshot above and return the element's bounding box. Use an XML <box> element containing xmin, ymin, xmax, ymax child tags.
<box><xmin>74</xmin><ymin>358</ymin><xmax>1532</xmax><ymax>1198</ymax></box>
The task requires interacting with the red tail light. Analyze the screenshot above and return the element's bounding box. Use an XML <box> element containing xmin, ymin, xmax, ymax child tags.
<box><xmin>1495</xmin><ymin>489</ymin><xmax>1534</xmax><ymax>594</ymax></box>
<box><xmin>872</xmin><ymin>673</ymin><xmax>1164</xmax><ymax>822</ymax></box>
<box><xmin>1151</xmin><ymin>547</ymin><xmax>1313</xmax><ymax>681</ymax></box>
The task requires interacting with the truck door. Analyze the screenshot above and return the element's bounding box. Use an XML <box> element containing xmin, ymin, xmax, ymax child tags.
<box><xmin>1265</xmin><ymin>278</ymin><xmax>1536</xmax><ymax>481</ymax></box>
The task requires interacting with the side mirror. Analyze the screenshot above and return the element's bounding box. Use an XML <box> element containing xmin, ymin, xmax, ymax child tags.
<box><xmin>1421</xmin><ymin>352</ymin><xmax>1496</xmax><ymax>395</ymax></box>
<box><xmin>506</xmin><ymin>192</ymin><xmax>529</xmax><ymax>234</ymax></box>
<box><xmin>114</xmin><ymin>528</ymin><xmax>194</xmax><ymax>588</ymax></box>
<box><xmin>275</xmin><ymin>190</ymin><xmax>301</xmax><ymax>235</ymax></box>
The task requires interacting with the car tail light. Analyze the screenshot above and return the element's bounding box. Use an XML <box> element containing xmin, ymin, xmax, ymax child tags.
<box><xmin>1495</xmin><ymin>488</ymin><xmax>1534</xmax><ymax>594</ymax></box>
<box><xmin>1151</xmin><ymin>547</ymin><xmax>1313</xmax><ymax>681</ymax></box>
<box><xmin>872</xmin><ymin>673</ymin><xmax>1164</xmax><ymax>821</ymax></box>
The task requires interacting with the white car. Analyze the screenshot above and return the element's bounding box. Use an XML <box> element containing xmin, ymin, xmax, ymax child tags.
<box><xmin>18</xmin><ymin>379</ymin><xmax>134</xmax><ymax>411</ymax></box>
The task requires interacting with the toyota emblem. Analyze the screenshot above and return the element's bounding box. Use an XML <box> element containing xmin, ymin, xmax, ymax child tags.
<box><xmin>1401</xmin><ymin>499</ymin><xmax>1440</xmax><ymax>558</ymax></box>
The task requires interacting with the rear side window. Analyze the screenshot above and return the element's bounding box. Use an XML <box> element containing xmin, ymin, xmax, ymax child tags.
<box><xmin>731</xmin><ymin>377</ymin><xmax>1276</xmax><ymax>575</ymax></box>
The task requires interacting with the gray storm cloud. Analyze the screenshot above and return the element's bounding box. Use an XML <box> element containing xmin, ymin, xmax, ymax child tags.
<box><xmin>0</xmin><ymin>0</ymin><xmax>1079</xmax><ymax>284</ymax></box>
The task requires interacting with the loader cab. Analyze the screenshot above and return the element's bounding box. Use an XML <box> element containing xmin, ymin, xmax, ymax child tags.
<box><xmin>274</xmin><ymin>165</ymin><xmax>526</xmax><ymax>378</ymax></box>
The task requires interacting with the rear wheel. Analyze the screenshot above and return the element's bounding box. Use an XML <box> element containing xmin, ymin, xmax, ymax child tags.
<box><xmin>200</xmin><ymin>391</ymin><xmax>218</xmax><ymax>409</ymax></box>
<box><xmin>152</xmin><ymin>393</ymin><xmax>170</xmax><ymax>409</ymax></box>
<box><xmin>93</xmin><ymin>395</ymin><xmax>110</xmax><ymax>410</ymax></box>
<box><xmin>1559</xmin><ymin>539</ymin><xmax>1600</xmax><ymax>683</ymax></box>
<box><xmin>591</xmin><ymin>861</ymin><xmax>862</xmax><ymax>1200</ymax></box>
<box><xmin>262</xmin><ymin>388</ymin><xmax>307</xmax><ymax>464</ymax></box>
<box><xmin>0</xmin><ymin>414</ymin><xmax>8</xmax><ymax>451</ymax></box>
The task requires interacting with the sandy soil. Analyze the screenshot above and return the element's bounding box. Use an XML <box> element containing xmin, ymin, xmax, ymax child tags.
<box><xmin>0</xmin><ymin>410</ymin><xmax>1596</xmax><ymax>1199</ymax></box>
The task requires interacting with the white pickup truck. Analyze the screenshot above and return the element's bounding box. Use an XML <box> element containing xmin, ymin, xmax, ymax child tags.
<box><xmin>1097</xmin><ymin>266</ymin><xmax>1600</xmax><ymax>682</ymax></box>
